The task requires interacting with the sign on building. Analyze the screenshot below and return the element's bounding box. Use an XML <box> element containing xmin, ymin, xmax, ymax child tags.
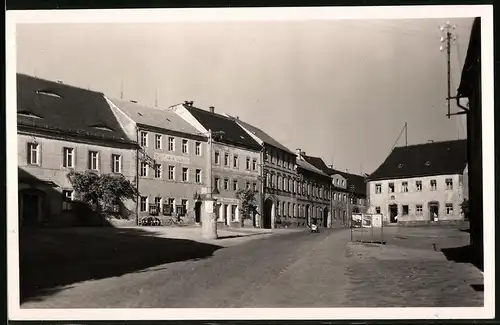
<box><xmin>154</xmin><ymin>152</ymin><xmax>190</xmax><ymax>165</ymax></box>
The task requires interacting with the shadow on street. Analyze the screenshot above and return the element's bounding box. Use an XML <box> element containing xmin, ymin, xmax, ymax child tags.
<box><xmin>441</xmin><ymin>244</ymin><xmax>484</xmax><ymax>272</ymax></box>
<box><xmin>19</xmin><ymin>227</ymin><xmax>222</xmax><ymax>303</ymax></box>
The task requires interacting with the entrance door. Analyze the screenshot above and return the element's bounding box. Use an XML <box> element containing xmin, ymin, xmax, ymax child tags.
<box><xmin>223</xmin><ymin>204</ymin><xmax>229</xmax><ymax>225</ymax></box>
<box><xmin>263</xmin><ymin>199</ymin><xmax>273</xmax><ymax>229</ymax></box>
<box><xmin>194</xmin><ymin>201</ymin><xmax>202</xmax><ymax>223</ymax></box>
<box><xmin>323</xmin><ymin>208</ymin><xmax>328</xmax><ymax>227</ymax></box>
<box><xmin>429</xmin><ymin>202</ymin><xmax>439</xmax><ymax>221</ymax></box>
<box><xmin>389</xmin><ymin>204</ymin><xmax>398</xmax><ymax>223</ymax></box>
<box><xmin>22</xmin><ymin>193</ymin><xmax>40</xmax><ymax>227</ymax></box>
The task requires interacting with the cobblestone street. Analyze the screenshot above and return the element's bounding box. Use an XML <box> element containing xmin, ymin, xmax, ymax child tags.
<box><xmin>21</xmin><ymin>226</ymin><xmax>483</xmax><ymax>308</ymax></box>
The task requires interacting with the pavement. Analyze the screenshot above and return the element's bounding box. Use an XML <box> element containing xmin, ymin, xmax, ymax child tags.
<box><xmin>20</xmin><ymin>225</ymin><xmax>483</xmax><ymax>308</ymax></box>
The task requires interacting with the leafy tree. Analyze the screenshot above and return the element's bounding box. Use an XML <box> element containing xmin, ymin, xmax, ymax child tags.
<box><xmin>460</xmin><ymin>198</ymin><xmax>470</xmax><ymax>220</ymax></box>
<box><xmin>67</xmin><ymin>170</ymin><xmax>139</xmax><ymax>219</ymax></box>
<box><xmin>236</xmin><ymin>188</ymin><xmax>257</xmax><ymax>224</ymax></box>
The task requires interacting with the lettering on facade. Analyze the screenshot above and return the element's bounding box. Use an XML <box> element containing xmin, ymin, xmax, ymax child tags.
<box><xmin>154</xmin><ymin>152</ymin><xmax>190</xmax><ymax>165</ymax></box>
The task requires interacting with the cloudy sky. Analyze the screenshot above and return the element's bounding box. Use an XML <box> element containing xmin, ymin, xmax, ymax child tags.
<box><xmin>16</xmin><ymin>17</ymin><xmax>473</xmax><ymax>175</ymax></box>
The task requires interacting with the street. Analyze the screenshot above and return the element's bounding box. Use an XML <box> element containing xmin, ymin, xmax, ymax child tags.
<box><xmin>20</xmin><ymin>226</ymin><xmax>483</xmax><ymax>308</ymax></box>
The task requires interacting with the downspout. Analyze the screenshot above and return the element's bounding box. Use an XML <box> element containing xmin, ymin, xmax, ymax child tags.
<box><xmin>135</xmin><ymin>126</ymin><xmax>140</xmax><ymax>225</ymax></box>
<box><xmin>260</xmin><ymin>146</ymin><xmax>265</xmax><ymax>228</ymax></box>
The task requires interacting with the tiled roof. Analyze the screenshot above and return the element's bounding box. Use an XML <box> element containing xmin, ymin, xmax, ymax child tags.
<box><xmin>296</xmin><ymin>158</ymin><xmax>330</xmax><ymax>177</ymax></box>
<box><xmin>367</xmin><ymin>139</ymin><xmax>467</xmax><ymax>181</ymax></box>
<box><xmin>17</xmin><ymin>74</ymin><xmax>133</xmax><ymax>144</ymax></box>
<box><xmin>184</xmin><ymin>105</ymin><xmax>261</xmax><ymax>151</ymax></box>
<box><xmin>303</xmin><ymin>155</ymin><xmax>367</xmax><ymax>196</ymax></box>
<box><xmin>109</xmin><ymin>98</ymin><xmax>200</xmax><ymax>136</ymax></box>
<box><xmin>225</xmin><ymin>114</ymin><xmax>295</xmax><ymax>154</ymax></box>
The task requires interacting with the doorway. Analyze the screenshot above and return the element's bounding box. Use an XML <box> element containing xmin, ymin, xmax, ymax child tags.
<box><xmin>22</xmin><ymin>193</ymin><xmax>40</xmax><ymax>227</ymax></box>
<box><xmin>429</xmin><ymin>201</ymin><xmax>439</xmax><ymax>221</ymax></box>
<box><xmin>323</xmin><ymin>208</ymin><xmax>328</xmax><ymax>227</ymax></box>
<box><xmin>305</xmin><ymin>204</ymin><xmax>310</xmax><ymax>225</ymax></box>
<box><xmin>194</xmin><ymin>201</ymin><xmax>202</xmax><ymax>223</ymax></box>
<box><xmin>263</xmin><ymin>198</ymin><xmax>273</xmax><ymax>229</ymax></box>
<box><xmin>388</xmin><ymin>204</ymin><xmax>398</xmax><ymax>223</ymax></box>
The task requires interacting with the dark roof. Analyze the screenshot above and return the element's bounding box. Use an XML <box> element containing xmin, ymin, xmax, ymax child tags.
<box><xmin>225</xmin><ymin>114</ymin><xmax>295</xmax><ymax>155</ymax></box>
<box><xmin>303</xmin><ymin>155</ymin><xmax>367</xmax><ymax>196</ymax></box>
<box><xmin>184</xmin><ymin>105</ymin><xmax>261</xmax><ymax>151</ymax></box>
<box><xmin>457</xmin><ymin>17</ymin><xmax>481</xmax><ymax>99</ymax></box>
<box><xmin>367</xmin><ymin>139</ymin><xmax>467</xmax><ymax>181</ymax></box>
<box><xmin>17</xmin><ymin>74</ymin><xmax>133</xmax><ymax>144</ymax></box>
<box><xmin>296</xmin><ymin>158</ymin><xmax>330</xmax><ymax>177</ymax></box>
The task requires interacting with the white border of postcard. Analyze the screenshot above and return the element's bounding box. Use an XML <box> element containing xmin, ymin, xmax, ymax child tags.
<box><xmin>6</xmin><ymin>4</ymin><xmax>495</xmax><ymax>321</ymax></box>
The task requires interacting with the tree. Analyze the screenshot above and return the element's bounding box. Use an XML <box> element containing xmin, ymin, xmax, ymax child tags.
<box><xmin>236</xmin><ymin>188</ymin><xmax>257</xmax><ymax>225</ymax></box>
<box><xmin>67</xmin><ymin>170</ymin><xmax>139</xmax><ymax>220</ymax></box>
<box><xmin>460</xmin><ymin>198</ymin><xmax>470</xmax><ymax>221</ymax></box>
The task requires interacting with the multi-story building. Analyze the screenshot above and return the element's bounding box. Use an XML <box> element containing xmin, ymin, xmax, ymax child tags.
<box><xmin>295</xmin><ymin>149</ymin><xmax>332</xmax><ymax>228</ymax></box>
<box><xmin>302</xmin><ymin>155</ymin><xmax>368</xmax><ymax>227</ymax></box>
<box><xmin>170</xmin><ymin>103</ymin><xmax>262</xmax><ymax>228</ymax></box>
<box><xmin>17</xmin><ymin>74</ymin><xmax>138</xmax><ymax>227</ymax></box>
<box><xmin>107</xmin><ymin>98</ymin><xmax>207</xmax><ymax>225</ymax></box>
<box><xmin>366</xmin><ymin>139</ymin><xmax>468</xmax><ymax>225</ymax></box>
<box><xmin>225</xmin><ymin>115</ymin><xmax>298</xmax><ymax>229</ymax></box>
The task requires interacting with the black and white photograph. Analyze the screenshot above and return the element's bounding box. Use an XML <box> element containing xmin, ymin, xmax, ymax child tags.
<box><xmin>6</xmin><ymin>5</ymin><xmax>494</xmax><ymax>321</ymax></box>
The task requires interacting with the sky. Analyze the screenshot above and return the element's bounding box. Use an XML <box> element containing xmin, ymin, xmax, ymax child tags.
<box><xmin>16</xmin><ymin>18</ymin><xmax>474</xmax><ymax>175</ymax></box>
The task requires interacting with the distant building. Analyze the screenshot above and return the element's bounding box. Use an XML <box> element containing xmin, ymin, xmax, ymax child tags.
<box><xmin>17</xmin><ymin>74</ymin><xmax>138</xmax><ymax>227</ymax></box>
<box><xmin>303</xmin><ymin>156</ymin><xmax>368</xmax><ymax>227</ymax></box>
<box><xmin>170</xmin><ymin>103</ymin><xmax>262</xmax><ymax>228</ymax></box>
<box><xmin>226</xmin><ymin>115</ymin><xmax>298</xmax><ymax>229</ymax></box>
<box><xmin>107</xmin><ymin>98</ymin><xmax>207</xmax><ymax>225</ymax></box>
<box><xmin>366</xmin><ymin>140</ymin><xmax>467</xmax><ymax>225</ymax></box>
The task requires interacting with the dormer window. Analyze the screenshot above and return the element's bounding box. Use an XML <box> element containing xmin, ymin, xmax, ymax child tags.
<box><xmin>18</xmin><ymin>110</ymin><xmax>43</xmax><ymax>119</ymax></box>
<box><xmin>89</xmin><ymin>124</ymin><xmax>115</xmax><ymax>132</ymax></box>
<box><xmin>36</xmin><ymin>89</ymin><xmax>62</xmax><ymax>98</ymax></box>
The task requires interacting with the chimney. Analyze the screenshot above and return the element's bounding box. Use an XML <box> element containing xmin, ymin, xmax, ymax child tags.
<box><xmin>236</xmin><ymin>116</ymin><xmax>239</xmax><ymax>120</ymax></box>
<box><xmin>56</xmin><ymin>80</ymin><xmax>63</xmax><ymax>84</ymax></box>
<box><xmin>345</xmin><ymin>169</ymin><xmax>348</xmax><ymax>172</ymax></box>
<box><xmin>428</xmin><ymin>140</ymin><xmax>434</xmax><ymax>143</ymax></box>
<box><xmin>328</xmin><ymin>164</ymin><xmax>333</xmax><ymax>168</ymax></box>
<box><xmin>183</xmin><ymin>100</ymin><xmax>194</xmax><ymax>107</ymax></box>
<box><xmin>209</xmin><ymin>106</ymin><xmax>215</xmax><ymax>113</ymax></box>
<box><xmin>296</xmin><ymin>149</ymin><xmax>302</xmax><ymax>160</ymax></box>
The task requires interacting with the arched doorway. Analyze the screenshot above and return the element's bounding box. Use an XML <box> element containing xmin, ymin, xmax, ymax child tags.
<box><xmin>19</xmin><ymin>189</ymin><xmax>46</xmax><ymax>227</ymax></box>
<box><xmin>263</xmin><ymin>198</ymin><xmax>273</xmax><ymax>229</ymax></box>
<box><xmin>323</xmin><ymin>207</ymin><xmax>329</xmax><ymax>227</ymax></box>
<box><xmin>194</xmin><ymin>201</ymin><xmax>202</xmax><ymax>223</ymax></box>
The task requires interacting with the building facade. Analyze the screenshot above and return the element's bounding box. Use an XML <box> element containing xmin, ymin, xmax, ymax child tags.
<box><xmin>17</xmin><ymin>74</ymin><xmax>138</xmax><ymax>227</ymax></box>
<box><xmin>170</xmin><ymin>103</ymin><xmax>262</xmax><ymax>228</ymax></box>
<box><xmin>367</xmin><ymin>140</ymin><xmax>468</xmax><ymax>225</ymax></box>
<box><xmin>108</xmin><ymin>98</ymin><xmax>208</xmax><ymax>225</ymax></box>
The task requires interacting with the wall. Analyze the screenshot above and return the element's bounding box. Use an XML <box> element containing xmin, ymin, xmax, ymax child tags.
<box><xmin>368</xmin><ymin>174</ymin><xmax>465</xmax><ymax>224</ymax></box>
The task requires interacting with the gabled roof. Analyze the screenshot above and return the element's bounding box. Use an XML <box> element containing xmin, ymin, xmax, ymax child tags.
<box><xmin>225</xmin><ymin>114</ymin><xmax>295</xmax><ymax>155</ymax></box>
<box><xmin>303</xmin><ymin>155</ymin><xmax>367</xmax><ymax>196</ymax></box>
<box><xmin>109</xmin><ymin>98</ymin><xmax>200</xmax><ymax>136</ymax></box>
<box><xmin>296</xmin><ymin>158</ymin><xmax>330</xmax><ymax>178</ymax></box>
<box><xmin>183</xmin><ymin>105</ymin><xmax>261</xmax><ymax>151</ymax></box>
<box><xmin>17</xmin><ymin>73</ymin><xmax>133</xmax><ymax>144</ymax></box>
<box><xmin>367</xmin><ymin>139</ymin><xmax>467</xmax><ymax>181</ymax></box>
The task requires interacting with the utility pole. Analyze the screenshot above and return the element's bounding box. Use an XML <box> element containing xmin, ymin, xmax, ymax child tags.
<box><xmin>405</xmin><ymin>122</ymin><xmax>408</xmax><ymax>146</ymax></box>
<box><xmin>440</xmin><ymin>21</ymin><xmax>458</xmax><ymax>119</ymax></box>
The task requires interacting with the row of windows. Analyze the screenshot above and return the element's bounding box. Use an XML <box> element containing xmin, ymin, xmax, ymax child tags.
<box><xmin>140</xmin><ymin>131</ymin><xmax>203</xmax><ymax>155</ymax></box>
<box><xmin>264</xmin><ymin>148</ymin><xmax>295</xmax><ymax>170</ymax></box>
<box><xmin>214</xmin><ymin>177</ymin><xmax>258</xmax><ymax>192</ymax></box>
<box><xmin>139</xmin><ymin>196</ymin><xmax>188</xmax><ymax>215</ymax></box>
<box><xmin>373</xmin><ymin>203</ymin><xmax>455</xmax><ymax>215</ymax></box>
<box><xmin>215</xmin><ymin>204</ymin><xmax>239</xmax><ymax>222</ymax></box>
<box><xmin>214</xmin><ymin>151</ymin><xmax>257</xmax><ymax>171</ymax></box>
<box><xmin>27</xmin><ymin>143</ymin><xmax>124</xmax><ymax>173</ymax></box>
<box><xmin>264</xmin><ymin>174</ymin><xmax>330</xmax><ymax>200</ymax></box>
<box><xmin>374</xmin><ymin>178</ymin><xmax>455</xmax><ymax>194</ymax></box>
<box><xmin>140</xmin><ymin>162</ymin><xmax>203</xmax><ymax>183</ymax></box>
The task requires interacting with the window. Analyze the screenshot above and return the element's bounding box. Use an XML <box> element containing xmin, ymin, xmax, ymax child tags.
<box><xmin>430</xmin><ymin>179</ymin><xmax>437</xmax><ymax>191</ymax></box>
<box><xmin>195</xmin><ymin>169</ymin><xmax>202</xmax><ymax>183</ymax></box>
<box><xmin>168</xmin><ymin>166</ymin><xmax>175</xmax><ymax>180</ymax></box>
<box><xmin>252</xmin><ymin>159</ymin><xmax>257</xmax><ymax>171</ymax></box>
<box><xmin>155</xmin><ymin>164</ymin><xmax>162</xmax><ymax>179</ymax></box>
<box><xmin>182</xmin><ymin>167</ymin><xmax>189</xmax><ymax>182</ymax></box>
<box><xmin>416</xmin><ymin>180</ymin><xmax>422</xmax><ymax>191</ymax></box>
<box><xmin>402</xmin><ymin>205</ymin><xmax>409</xmax><ymax>215</ymax></box>
<box><xmin>446</xmin><ymin>178</ymin><xmax>453</xmax><ymax>190</ymax></box>
<box><xmin>375</xmin><ymin>206</ymin><xmax>381</xmax><ymax>214</ymax></box>
<box><xmin>155</xmin><ymin>197</ymin><xmax>162</xmax><ymax>208</ymax></box>
<box><xmin>246</xmin><ymin>157</ymin><xmax>251</xmax><ymax>170</ymax></box>
<box><xmin>253</xmin><ymin>182</ymin><xmax>257</xmax><ymax>192</ymax></box>
<box><xmin>182</xmin><ymin>139</ymin><xmax>188</xmax><ymax>154</ymax></box>
<box><xmin>140</xmin><ymin>162</ymin><xmax>148</xmax><ymax>177</ymax></box>
<box><xmin>375</xmin><ymin>184</ymin><xmax>382</xmax><ymax>194</ymax></box>
<box><xmin>336</xmin><ymin>179</ymin><xmax>339</xmax><ymax>185</ymax></box>
<box><xmin>27</xmin><ymin>143</ymin><xmax>39</xmax><ymax>165</ymax></box>
<box><xmin>140</xmin><ymin>132</ymin><xmax>148</xmax><ymax>147</ymax></box>
<box><xmin>401</xmin><ymin>181</ymin><xmax>408</xmax><ymax>192</ymax></box>
<box><xmin>63</xmin><ymin>147</ymin><xmax>74</xmax><ymax>168</ymax></box>
<box><xmin>181</xmin><ymin>199</ymin><xmax>188</xmax><ymax>216</ymax></box>
<box><xmin>112</xmin><ymin>154</ymin><xmax>122</xmax><ymax>173</ymax></box>
<box><xmin>62</xmin><ymin>190</ymin><xmax>73</xmax><ymax>211</ymax></box>
<box><xmin>88</xmin><ymin>151</ymin><xmax>99</xmax><ymax>170</ymax></box>
<box><xmin>214</xmin><ymin>151</ymin><xmax>220</xmax><ymax>164</ymax></box>
<box><xmin>416</xmin><ymin>204</ymin><xmax>423</xmax><ymax>215</ymax></box>
<box><xmin>233</xmin><ymin>180</ymin><xmax>238</xmax><ymax>191</ymax></box>
<box><xmin>195</xmin><ymin>142</ymin><xmax>201</xmax><ymax>156</ymax></box>
<box><xmin>342</xmin><ymin>180</ymin><xmax>345</xmax><ymax>186</ymax></box>
<box><xmin>343</xmin><ymin>194</ymin><xmax>347</xmax><ymax>202</ymax></box>
<box><xmin>168</xmin><ymin>137</ymin><xmax>175</xmax><ymax>151</ymax></box>
<box><xmin>224</xmin><ymin>153</ymin><xmax>229</xmax><ymax>166</ymax></box>
<box><xmin>214</xmin><ymin>177</ymin><xmax>220</xmax><ymax>189</ymax></box>
<box><xmin>224</xmin><ymin>178</ymin><xmax>229</xmax><ymax>190</ymax></box>
<box><xmin>282</xmin><ymin>177</ymin><xmax>286</xmax><ymax>191</ymax></box>
<box><xmin>140</xmin><ymin>196</ymin><xmax>148</xmax><ymax>212</ymax></box>
<box><xmin>246</xmin><ymin>182</ymin><xmax>250</xmax><ymax>190</ymax></box>
<box><xmin>233</xmin><ymin>155</ymin><xmax>239</xmax><ymax>168</ymax></box>
<box><xmin>388</xmin><ymin>182</ymin><xmax>395</xmax><ymax>193</ymax></box>
<box><xmin>155</xmin><ymin>134</ymin><xmax>162</xmax><ymax>149</ymax></box>
<box><xmin>446</xmin><ymin>203</ymin><xmax>454</xmax><ymax>215</ymax></box>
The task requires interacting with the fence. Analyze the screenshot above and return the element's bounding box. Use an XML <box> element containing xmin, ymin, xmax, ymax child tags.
<box><xmin>350</xmin><ymin>213</ymin><xmax>385</xmax><ymax>244</ymax></box>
